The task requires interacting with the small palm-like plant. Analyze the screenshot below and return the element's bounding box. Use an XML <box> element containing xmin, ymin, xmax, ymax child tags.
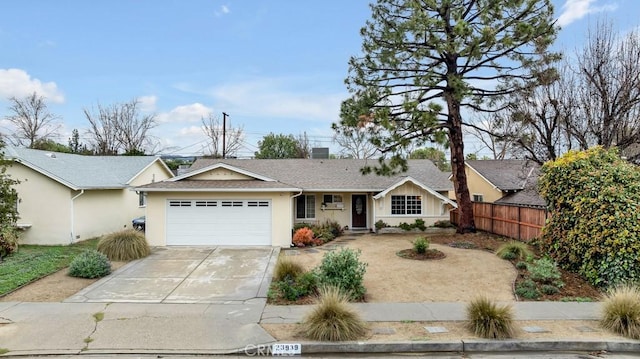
<box><xmin>413</xmin><ymin>236</ymin><xmax>429</xmax><ymax>254</ymax></box>
<box><xmin>601</xmin><ymin>285</ymin><xmax>640</xmax><ymax>339</ymax></box>
<box><xmin>97</xmin><ymin>229</ymin><xmax>150</xmax><ymax>261</ymax></box>
<box><xmin>273</xmin><ymin>257</ymin><xmax>305</xmax><ymax>281</ymax></box>
<box><xmin>466</xmin><ymin>296</ymin><xmax>515</xmax><ymax>339</ymax></box>
<box><xmin>496</xmin><ymin>241</ymin><xmax>533</xmax><ymax>261</ymax></box>
<box><xmin>302</xmin><ymin>286</ymin><xmax>368</xmax><ymax>341</ymax></box>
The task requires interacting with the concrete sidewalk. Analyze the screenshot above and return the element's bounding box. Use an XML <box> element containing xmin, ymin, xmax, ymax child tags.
<box><xmin>2</xmin><ymin>300</ymin><xmax>640</xmax><ymax>356</ymax></box>
<box><xmin>260</xmin><ymin>301</ymin><xmax>603</xmax><ymax>323</ymax></box>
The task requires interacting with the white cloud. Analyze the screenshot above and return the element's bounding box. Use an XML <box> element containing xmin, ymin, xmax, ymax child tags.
<box><xmin>156</xmin><ymin>103</ymin><xmax>213</xmax><ymax>123</ymax></box>
<box><xmin>138</xmin><ymin>95</ymin><xmax>157</xmax><ymax>112</ymax></box>
<box><xmin>210</xmin><ymin>77</ymin><xmax>345</xmax><ymax>122</ymax></box>
<box><xmin>0</xmin><ymin>68</ymin><xmax>64</xmax><ymax>103</ymax></box>
<box><xmin>215</xmin><ymin>4</ymin><xmax>230</xmax><ymax>17</ymax></box>
<box><xmin>556</xmin><ymin>0</ymin><xmax>618</xmax><ymax>27</ymax></box>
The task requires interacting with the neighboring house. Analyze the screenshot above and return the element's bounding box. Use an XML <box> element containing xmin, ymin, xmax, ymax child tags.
<box><xmin>137</xmin><ymin>159</ymin><xmax>456</xmax><ymax>247</ymax></box>
<box><xmin>451</xmin><ymin>159</ymin><xmax>544</xmax><ymax>207</ymax></box>
<box><xmin>4</xmin><ymin>147</ymin><xmax>174</xmax><ymax>245</ymax></box>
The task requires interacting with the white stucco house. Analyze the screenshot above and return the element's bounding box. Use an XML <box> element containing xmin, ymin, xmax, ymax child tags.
<box><xmin>137</xmin><ymin>158</ymin><xmax>456</xmax><ymax>247</ymax></box>
<box><xmin>4</xmin><ymin>147</ymin><xmax>174</xmax><ymax>245</ymax></box>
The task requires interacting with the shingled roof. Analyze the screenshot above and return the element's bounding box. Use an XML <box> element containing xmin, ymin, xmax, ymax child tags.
<box><xmin>466</xmin><ymin>160</ymin><xmax>540</xmax><ymax>191</ymax></box>
<box><xmin>147</xmin><ymin>158</ymin><xmax>453</xmax><ymax>192</ymax></box>
<box><xmin>4</xmin><ymin>146</ymin><xmax>168</xmax><ymax>190</ymax></box>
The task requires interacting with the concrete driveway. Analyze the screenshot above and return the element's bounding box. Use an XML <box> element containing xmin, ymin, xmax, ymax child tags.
<box><xmin>65</xmin><ymin>246</ymin><xmax>279</xmax><ymax>304</ymax></box>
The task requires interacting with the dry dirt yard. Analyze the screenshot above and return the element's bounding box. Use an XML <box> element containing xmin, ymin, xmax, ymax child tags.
<box><xmin>284</xmin><ymin>232</ymin><xmax>517</xmax><ymax>302</ymax></box>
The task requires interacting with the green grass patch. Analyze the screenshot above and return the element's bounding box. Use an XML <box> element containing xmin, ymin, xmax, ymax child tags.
<box><xmin>0</xmin><ymin>238</ymin><xmax>99</xmax><ymax>296</ymax></box>
<box><xmin>0</xmin><ymin>348</ymin><xmax>9</xmax><ymax>355</ymax></box>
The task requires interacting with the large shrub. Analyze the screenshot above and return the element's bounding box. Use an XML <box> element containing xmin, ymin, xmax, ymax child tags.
<box><xmin>68</xmin><ymin>250</ymin><xmax>111</xmax><ymax>278</ymax></box>
<box><xmin>539</xmin><ymin>147</ymin><xmax>640</xmax><ymax>287</ymax></box>
<box><xmin>0</xmin><ymin>225</ymin><xmax>19</xmax><ymax>260</ymax></box>
<box><xmin>315</xmin><ymin>248</ymin><xmax>367</xmax><ymax>301</ymax></box>
<box><xmin>97</xmin><ymin>229</ymin><xmax>151</xmax><ymax>261</ymax></box>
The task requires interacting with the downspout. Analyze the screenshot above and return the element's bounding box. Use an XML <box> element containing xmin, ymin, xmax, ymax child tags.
<box><xmin>290</xmin><ymin>189</ymin><xmax>303</xmax><ymax>246</ymax></box>
<box><xmin>70</xmin><ymin>189</ymin><xmax>85</xmax><ymax>244</ymax></box>
<box><xmin>372</xmin><ymin>192</ymin><xmax>377</xmax><ymax>233</ymax></box>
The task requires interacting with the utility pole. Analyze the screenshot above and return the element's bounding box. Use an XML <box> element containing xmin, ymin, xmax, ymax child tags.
<box><xmin>222</xmin><ymin>112</ymin><xmax>228</xmax><ymax>159</ymax></box>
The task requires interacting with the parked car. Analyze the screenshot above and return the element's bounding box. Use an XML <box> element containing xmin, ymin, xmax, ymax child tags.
<box><xmin>132</xmin><ymin>216</ymin><xmax>145</xmax><ymax>231</ymax></box>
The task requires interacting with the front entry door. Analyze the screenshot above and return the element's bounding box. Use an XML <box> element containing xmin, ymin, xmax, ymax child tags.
<box><xmin>351</xmin><ymin>195</ymin><xmax>367</xmax><ymax>228</ymax></box>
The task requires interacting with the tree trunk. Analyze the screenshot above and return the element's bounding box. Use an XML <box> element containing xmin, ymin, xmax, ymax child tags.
<box><xmin>447</xmin><ymin>96</ymin><xmax>476</xmax><ymax>234</ymax></box>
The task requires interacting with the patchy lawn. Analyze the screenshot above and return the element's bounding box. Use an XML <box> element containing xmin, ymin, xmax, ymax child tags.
<box><xmin>0</xmin><ymin>238</ymin><xmax>99</xmax><ymax>296</ymax></box>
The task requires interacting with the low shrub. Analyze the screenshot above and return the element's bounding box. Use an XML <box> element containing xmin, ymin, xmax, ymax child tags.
<box><xmin>68</xmin><ymin>250</ymin><xmax>111</xmax><ymax>279</ymax></box>
<box><xmin>313</xmin><ymin>227</ymin><xmax>335</xmax><ymax>243</ymax></box>
<box><xmin>433</xmin><ymin>220</ymin><xmax>454</xmax><ymax>228</ymax></box>
<box><xmin>323</xmin><ymin>220</ymin><xmax>343</xmax><ymax>238</ymax></box>
<box><xmin>273</xmin><ymin>257</ymin><xmax>305</xmax><ymax>282</ymax></box>
<box><xmin>292</xmin><ymin>227</ymin><xmax>315</xmax><ymax>247</ymax></box>
<box><xmin>601</xmin><ymin>285</ymin><xmax>640</xmax><ymax>339</ymax></box>
<box><xmin>528</xmin><ymin>257</ymin><xmax>562</xmax><ymax>284</ymax></box>
<box><xmin>398</xmin><ymin>222</ymin><xmax>412</xmax><ymax>231</ymax></box>
<box><xmin>375</xmin><ymin>220</ymin><xmax>388</xmax><ymax>231</ymax></box>
<box><xmin>495</xmin><ymin>241</ymin><xmax>533</xmax><ymax>261</ymax></box>
<box><xmin>97</xmin><ymin>229</ymin><xmax>150</xmax><ymax>261</ymax></box>
<box><xmin>414</xmin><ymin>219</ymin><xmax>426</xmax><ymax>231</ymax></box>
<box><xmin>515</xmin><ymin>279</ymin><xmax>540</xmax><ymax>300</ymax></box>
<box><xmin>413</xmin><ymin>236</ymin><xmax>429</xmax><ymax>254</ymax></box>
<box><xmin>541</xmin><ymin>284</ymin><xmax>560</xmax><ymax>295</ymax></box>
<box><xmin>293</xmin><ymin>222</ymin><xmax>312</xmax><ymax>233</ymax></box>
<box><xmin>315</xmin><ymin>248</ymin><xmax>368</xmax><ymax>301</ymax></box>
<box><xmin>398</xmin><ymin>219</ymin><xmax>429</xmax><ymax>231</ymax></box>
<box><xmin>466</xmin><ymin>295</ymin><xmax>515</xmax><ymax>339</ymax></box>
<box><xmin>0</xmin><ymin>225</ymin><xmax>19</xmax><ymax>260</ymax></box>
<box><xmin>515</xmin><ymin>261</ymin><xmax>528</xmax><ymax>270</ymax></box>
<box><xmin>302</xmin><ymin>286</ymin><xmax>367</xmax><ymax>341</ymax></box>
<box><xmin>276</xmin><ymin>273</ymin><xmax>317</xmax><ymax>301</ymax></box>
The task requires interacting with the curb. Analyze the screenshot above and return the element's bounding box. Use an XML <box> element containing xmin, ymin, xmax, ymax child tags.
<box><xmin>3</xmin><ymin>340</ymin><xmax>640</xmax><ymax>357</ymax></box>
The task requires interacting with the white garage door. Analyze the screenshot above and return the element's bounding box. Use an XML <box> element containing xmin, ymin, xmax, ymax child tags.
<box><xmin>166</xmin><ymin>199</ymin><xmax>272</xmax><ymax>245</ymax></box>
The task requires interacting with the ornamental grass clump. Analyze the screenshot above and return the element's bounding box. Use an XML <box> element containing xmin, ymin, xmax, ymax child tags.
<box><xmin>466</xmin><ymin>295</ymin><xmax>515</xmax><ymax>339</ymax></box>
<box><xmin>97</xmin><ymin>229</ymin><xmax>150</xmax><ymax>261</ymax></box>
<box><xmin>601</xmin><ymin>285</ymin><xmax>640</xmax><ymax>339</ymax></box>
<box><xmin>273</xmin><ymin>257</ymin><xmax>305</xmax><ymax>282</ymax></box>
<box><xmin>68</xmin><ymin>250</ymin><xmax>111</xmax><ymax>279</ymax></box>
<box><xmin>495</xmin><ymin>241</ymin><xmax>533</xmax><ymax>261</ymax></box>
<box><xmin>302</xmin><ymin>285</ymin><xmax>367</xmax><ymax>341</ymax></box>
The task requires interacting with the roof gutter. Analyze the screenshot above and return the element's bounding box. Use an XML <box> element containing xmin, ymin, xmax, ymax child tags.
<box><xmin>70</xmin><ymin>189</ymin><xmax>85</xmax><ymax>244</ymax></box>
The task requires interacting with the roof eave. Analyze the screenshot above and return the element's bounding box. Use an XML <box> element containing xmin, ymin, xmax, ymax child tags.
<box><xmin>138</xmin><ymin>187</ymin><xmax>301</xmax><ymax>193</ymax></box>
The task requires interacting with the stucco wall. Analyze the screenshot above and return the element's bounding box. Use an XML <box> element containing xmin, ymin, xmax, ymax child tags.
<box><xmin>145</xmin><ymin>191</ymin><xmax>292</xmax><ymax>247</ymax></box>
<box><xmin>464</xmin><ymin>166</ymin><xmax>504</xmax><ymax>203</ymax></box>
<box><xmin>10</xmin><ymin>163</ymin><xmax>73</xmax><ymax>245</ymax></box>
<box><xmin>73</xmin><ymin>189</ymin><xmax>131</xmax><ymax>241</ymax></box>
<box><xmin>375</xmin><ymin>182</ymin><xmax>450</xmax><ymax>227</ymax></box>
<box><xmin>294</xmin><ymin>192</ymin><xmax>373</xmax><ymax>230</ymax></box>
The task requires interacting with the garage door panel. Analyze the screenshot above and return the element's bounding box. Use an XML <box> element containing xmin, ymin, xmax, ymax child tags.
<box><xmin>166</xmin><ymin>199</ymin><xmax>271</xmax><ymax>246</ymax></box>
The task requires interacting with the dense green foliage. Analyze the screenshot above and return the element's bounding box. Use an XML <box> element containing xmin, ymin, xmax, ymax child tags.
<box><xmin>539</xmin><ymin>147</ymin><xmax>640</xmax><ymax>287</ymax></box>
<box><xmin>302</xmin><ymin>286</ymin><xmax>368</xmax><ymax>341</ymax></box>
<box><xmin>0</xmin><ymin>225</ymin><xmax>19</xmax><ymax>259</ymax></box>
<box><xmin>97</xmin><ymin>229</ymin><xmax>150</xmax><ymax>261</ymax></box>
<box><xmin>315</xmin><ymin>248</ymin><xmax>368</xmax><ymax>301</ymax></box>
<box><xmin>254</xmin><ymin>133</ymin><xmax>300</xmax><ymax>159</ymax></box>
<box><xmin>0</xmin><ymin>239</ymin><xmax>98</xmax><ymax>295</ymax></box>
<box><xmin>68</xmin><ymin>250</ymin><xmax>112</xmax><ymax>279</ymax></box>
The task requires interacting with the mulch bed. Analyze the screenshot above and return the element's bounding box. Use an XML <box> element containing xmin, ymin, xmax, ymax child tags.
<box><xmin>396</xmin><ymin>248</ymin><xmax>446</xmax><ymax>260</ymax></box>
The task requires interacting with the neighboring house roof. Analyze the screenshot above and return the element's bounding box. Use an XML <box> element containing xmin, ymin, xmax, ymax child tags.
<box><xmin>3</xmin><ymin>146</ymin><xmax>172</xmax><ymax>190</ymax></box>
<box><xmin>466</xmin><ymin>160</ymin><xmax>540</xmax><ymax>192</ymax></box>
<box><xmin>466</xmin><ymin>159</ymin><xmax>545</xmax><ymax>208</ymax></box>
<box><xmin>158</xmin><ymin>158</ymin><xmax>454</xmax><ymax>192</ymax></box>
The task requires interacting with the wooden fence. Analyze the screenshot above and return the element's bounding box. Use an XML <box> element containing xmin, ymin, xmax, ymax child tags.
<box><xmin>450</xmin><ymin>202</ymin><xmax>547</xmax><ymax>241</ymax></box>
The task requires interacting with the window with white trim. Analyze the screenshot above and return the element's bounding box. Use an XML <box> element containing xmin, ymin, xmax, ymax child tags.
<box><xmin>391</xmin><ymin>195</ymin><xmax>422</xmax><ymax>215</ymax></box>
<box><xmin>322</xmin><ymin>194</ymin><xmax>343</xmax><ymax>204</ymax></box>
<box><xmin>138</xmin><ymin>192</ymin><xmax>147</xmax><ymax>207</ymax></box>
<box><xmin>472</xmin><ymin>194</ymin><xmax>484</xmax><ymax>202</ymax></box>
<box><xmin>296</xmin><ymin>195</ymin><xmax>316</xmax><ymax>219</ymax></box>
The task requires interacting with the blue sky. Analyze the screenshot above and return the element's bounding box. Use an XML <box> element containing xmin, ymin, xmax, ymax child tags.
<box><xmin>0</xmin><ymin>0</ymin><xmax>636</xmax><ymax>157</ymax></box>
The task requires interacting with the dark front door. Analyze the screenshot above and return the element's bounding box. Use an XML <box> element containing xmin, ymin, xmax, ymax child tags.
<box><xmin>351</xmin><ymin>194</ymin><xmax>367</xmax><ymax>228</ymax></box>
